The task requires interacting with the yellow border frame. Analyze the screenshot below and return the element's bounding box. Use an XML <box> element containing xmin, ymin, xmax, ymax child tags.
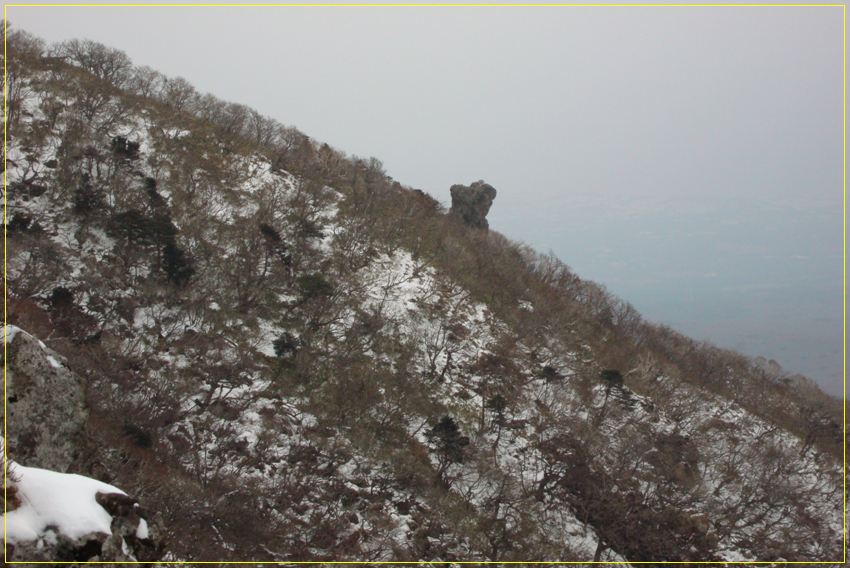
<box><xmin>1</xmin><ymin>3</ymin><xmax>846</xmax><ymax>565</ymax></box>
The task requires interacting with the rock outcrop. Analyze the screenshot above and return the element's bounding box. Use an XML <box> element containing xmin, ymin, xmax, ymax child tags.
<box><xmin>3</xmin><ymin>326</ymin><xmax>168</xmax><ymax>563</ymax></box>
<box><xmin>450</xmin><ymin>180</ymin><xmax>497</xmax><ymax>230</ymax></box>
<box><xmin>3</xmin><ymin>326</ymin><xmax>88</xmax><ymax>472</ymax></box>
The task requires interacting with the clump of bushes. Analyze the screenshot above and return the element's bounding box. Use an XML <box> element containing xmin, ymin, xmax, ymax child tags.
<box><xmin>297</xmin><ymin>273</ymin><xmax>333</xmax><ymax>299</ymax></box>
<box><xmin>425</xmin><ymin>416</ymin><xmax>469</xmax><ymax>486</ymax></box>
<box><xmin>109</xmin><ymin>136</ymin><xmax>140</xmax><ymax>160</ymax></box>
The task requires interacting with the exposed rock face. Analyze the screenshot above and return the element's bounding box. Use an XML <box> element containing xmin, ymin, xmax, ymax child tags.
<box><xmin>3</xmin><ymin>327</ymin><xmax>88</xmax><ymax>472</ymax></box>
<box><xmin>450</xmin><ymin>180</ymin><xmax>497</xmax><ymax>230</ymax></box>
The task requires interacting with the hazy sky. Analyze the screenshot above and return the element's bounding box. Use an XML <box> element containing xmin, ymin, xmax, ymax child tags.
<box><xmin>8</xmin><ymin>6</ymin><xmax>846</xmax><ymax>397</ymax></box>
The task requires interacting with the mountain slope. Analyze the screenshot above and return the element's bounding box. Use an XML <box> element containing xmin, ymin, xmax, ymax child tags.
<box><xmin>3</xmin><ymin>27</ymin><xmax>845</xmax><ymax>563</ymax></box>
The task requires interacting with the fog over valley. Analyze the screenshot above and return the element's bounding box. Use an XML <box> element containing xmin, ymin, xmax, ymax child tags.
<box><xmin>489</xmin><ymin>192</ymin><xmax>845</xmax><ymax>398</ymax></box>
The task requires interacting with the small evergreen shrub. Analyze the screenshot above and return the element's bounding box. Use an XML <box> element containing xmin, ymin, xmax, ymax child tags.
<box><xmin>273</xmin><ymin>332</ymin><xmax>299</xmax><ymax>359</ymax></box>
<box><xmin>162</xmin><ymin>240</ymin><xmax>195</xmax><ymax>286</ymax></box>
<box><xmin>49</xmin><ymin>286</ymin><xmax>74</xmax><ymax>308</ymax></box>
<box><xmin>73</xmin><ymin>183</ymin><xmax>104</xmax><ymax>215</ymax></box>
<box><xmin>106</xmin><ymin>210</ymin><xmax>177</xmax><ymax>248</ymax></box>
<box><xmin>109</xmin><ymin>136</ymin><xmax>140</xmax><ymax>160</ymax></box>
<box><xmin>425</xmin><ymin>416</ymin><xmax>470</xmax><ymax>486</ymax></box>
<box><xmin>298</xmin><ymin>273</ymin><xmax>333</xmax><ymax>299</ymax></box>
<box><xmin>600</xmin><ymin>369</ymin><xmax>623</xmax><ymax>386</ymax></box>
<box><xmin>6</xmin><ymin>213</ymin><xmax>34</xmax><ymax>235</ymax></box>
<box><xmin>259</xmin><ymin>223</ymin><xmax>281</xmax><ymax>242</ymax></box>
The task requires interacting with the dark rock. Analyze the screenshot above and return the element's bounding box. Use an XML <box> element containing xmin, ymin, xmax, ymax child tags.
<box><xmin>95</xmin><ymin>492</ymin><xmax>139</xmax><ymax>518</ymax></box>
<box><xmin>449</xmin><ymin>180</ymin><xmax>497</xmax><ymax>230</ymax></box>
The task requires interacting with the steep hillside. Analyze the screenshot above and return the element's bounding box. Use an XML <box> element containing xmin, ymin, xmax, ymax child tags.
<box><xmin>3</xmin><ymin>27</ymin><xmax>845</xmax><ymax>564</ymax></box>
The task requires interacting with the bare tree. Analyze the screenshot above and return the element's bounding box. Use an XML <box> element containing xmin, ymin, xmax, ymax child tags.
<box><xmin>53</xmin><ymin>38</ymin><xmax>133</xmax><ymax>88</ymax></box>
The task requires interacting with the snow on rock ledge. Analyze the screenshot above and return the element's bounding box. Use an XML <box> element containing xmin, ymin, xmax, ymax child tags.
<box><xmin>4</xmin><ymin>460</ymin><xmax>165</xmax><ymax>562</ymax></box>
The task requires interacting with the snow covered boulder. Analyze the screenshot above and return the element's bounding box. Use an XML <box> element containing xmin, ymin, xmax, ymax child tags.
<box><xmin>3</xmin><ymin>462</ymin><xmax>165</xmax><ymax>562</ymax></box>
<box><xmin>3</xmin><ymin>325</ymin><xmax>88</xmax><ymax>472</ymax></box>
